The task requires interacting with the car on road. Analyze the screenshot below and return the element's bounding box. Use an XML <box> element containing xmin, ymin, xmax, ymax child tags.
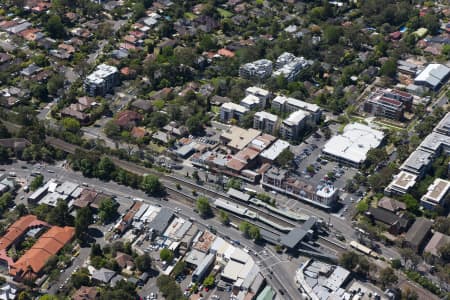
<box><xmin>47</xmin><ymin>170</ymin><xmax>55</xmax><ymax>173</ymax></box>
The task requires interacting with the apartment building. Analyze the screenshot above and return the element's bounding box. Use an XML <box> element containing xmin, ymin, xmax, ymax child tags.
<box><xmin>245</xmin><ymin>86</ymin><xmax>270</xmax><ymax>108</ymax></box>
<box><xmin>420</xmin><ymin>178</ymin><xmax>450</xmax><ymax>210</ymax></box>
<box><xmin>363</xmin><ymin>89</ymin><xmax>413</xmax><ymax>120</ymax></box>
<box><xmin>239</xmin><ymin>59</ymin><xmax>273</xmax><ymax>80</ymax></box>
<box><xmin>220</xmin><ymin>102</ymin><xmax>249</xmax><ymax>123</ymax></box>
<box><xmin>84</xmin><ymin>64</ymin><xmax>119</xmax><ymax>96</ymax></box>
<box><xmin>280</xmin><ymin>110</ymin><xmax>310</xmax><ymax>141</ymax></box>
<box><xmin>240</xmin><ymin>94</ymin><xmax>262</xmax><ymax>110</ymax></box>
<box><xmin>272</xmin><ymin>53</ymin><xmax>308</xmax><ymax>82</ymax></box>
<box><xmin>364</xmin><ymin>95</ymin><xmax>404</xmax><ymax>120</ymax></box>
<box><xmin>272</xmin><ymin>95</ymin><xmax>322</xmax><ymax>123</ymax></box>
<box><xmin>253</xmin><ymin>111</ymin><xmax>278</xmax><ymax>135</ymax></box>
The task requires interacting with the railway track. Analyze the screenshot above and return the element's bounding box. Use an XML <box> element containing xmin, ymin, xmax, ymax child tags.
<box><xmin>165</xmin><ymin>176</ymin><xmax>297</xmax><ymax>229</ymax></box>
<box><xmin>46</xmin><ymin>136</ymin><xmax>302</xmax><ymax>231</ymax></box>
<box><xmin>166</xmin><ymin>186</ymin><xmax>284</xmax><ymax>236</ymax></box>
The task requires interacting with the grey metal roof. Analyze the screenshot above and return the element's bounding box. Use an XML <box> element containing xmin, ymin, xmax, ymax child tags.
<box><xmin>148</xmin><ymin>207</ymin><xmax>174</xmax><ymax>233</ymax></box>
<box><xmin>281</xmin><ymin>217</ymin><xmax>316</xmax><ymax>248</ymax></box>
<box><xmin>405</xmin><ymin>218</ymin><xmax>432</xmax><ymax>247</ymax></box>
<box><xmin>227</xmin><ymin>188</ymin><xmax>251</xmax><ymax>202</ymax></box>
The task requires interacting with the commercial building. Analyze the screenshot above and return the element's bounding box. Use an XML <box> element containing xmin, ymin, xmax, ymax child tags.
<box><xmin>262</xmin><ymin>167</ymin><xmax>338</xmax><ymax>209</ymax></box>
<box><xmin>272</xmin><ymin>95</ymin><xmax>322</xmax><ymax>123</ymax></box>
<box><xmin>420</xmin><ymin>178</ymin><xmax>450</xmax><ymax>210</ymax></box>
<box><xmin>322</xmin><ymin>123</ymin><xmax>385</xmax><ymax>168</ymax></box>
<box><xmin>192</xmin><ymin>253</ymin><xmax>215</xmax><ymax>282</ymax></box>
<box><xmin>404</xmin><ymin>218</ymin><xmax>433</xmax><ymax>253</ymax></box>
<box><xmin>219</xmin><ymin>102</ymin><xmax>249</xmax><ymax>123</ymax></box>
<box><xmin>245</xmin><ymin>86</ymin><xmax>270</xmax><ymax>108</ymax></box>
<box><xmin>253</xmin><ymin>111</ymin><xmax>278</xmax><ymax>135</ymax></box>
<box><xmin>414</xmin><ymin>63</ymin><xmax>450</xmax><ymax>91</ymax></box>
<box><xmin>220</xmin><ymin>126</ymin><xmax>261</xmax><ymax>153</ymax></box>
<box><xmin>260</xmin><ymin>139</ymin><xmax>290</xmax><ymax>163</ymax></box>
<box><xmin>280</xmin><ymin>110</ymin><xmax>310</xmax><ymax>141</ymax></box>
<box><xmin>239</xmin><ymin>59</ymin><xmax>273</xmax><ymax>79</ymax></box>
<box><xmin>84</xmin><ymin>64</ymin><xmax>119</xmax><ymax>96</ymax></box>
<box><xmin>296</xmin><ymin>260</ymin><xmax>351</xmax><ymax>300</ymax></box>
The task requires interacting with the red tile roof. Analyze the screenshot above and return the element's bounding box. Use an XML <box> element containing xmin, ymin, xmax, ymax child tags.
<box><xmin>10</xmin><ymin>226</ymin><xmax>75</xmax><ymax>279</ymax></box>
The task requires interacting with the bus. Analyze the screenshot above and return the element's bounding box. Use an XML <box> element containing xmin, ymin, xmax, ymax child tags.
<box><xmin>350</xmin><ymin>241</ymin><xmax>379</xmax><ymax>259</ymax></box>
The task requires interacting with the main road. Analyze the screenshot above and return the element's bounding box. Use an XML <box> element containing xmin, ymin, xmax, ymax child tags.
<box><xmin>3</xmin><ymin>161</ymin><xmax>304</xmax><ymax>299</ymax></box>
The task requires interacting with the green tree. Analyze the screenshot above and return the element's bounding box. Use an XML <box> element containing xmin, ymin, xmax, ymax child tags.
<box><xmin>324</xmin><ymin>25</ymin><xmax>343</xmax><ymax>44</ymax></box>
<box><xmin>339</xmin><ymin>251</ymin><xmax>360</xmax><ymax>270</ymax></box>
<box><xmin>196</xmin><ymin>196</ymin><xmax>212</xmax><ymax>218</ymax></box>
<box><xmin>47</xmin><ymin>74</ymin><xmax>64</xmax><ymax>95</ymax></box>
<box><xmin>30</xmin><ymin>174</ymin><xmax>44</xmax><ymax>191</ymax></box>
<box><xmin>275</xmin><ymin>148</ymin><xmax>294</xmax><ymax>168</ymax></box>
<box><xmin>141</xmin><ymin>175</ymin><xmax>164</xmax><ymax>195</ymax></box>
<box><xmin>62</xmin><ymin>117</ymin><xmax>80</xmax><ymax>133</ymax></box>
<box><xmin>380</xmin><ymin>59</ymin><xmax>397</xmax><ymax>79</ymax></box>
<box><xmin>160</xmin><ymin>248</ymin><xmax>174</xmax><ymax>263</ymax></box>
<box><xmin>104</xmin><ymin>120</ymin><xmax>121</xmax><ymax>138</ymax></box>
<box><xmin>156</xmin><ymin>275</ymin><xmax>185</xmax><ymax>300</ymax></box>
<box><xmin>133</xmin><ymin>1</ymin><xmax>146</xmax><ymax>20</ymax></box>
<box><xmin>135</xmin><ymin>253</ymin><xmax>152</xmax><ymax>272</ymax></box>
<box><xmin>0</xmin><ymin>146</ymin><xmax>10</xmax><ymax>163</ymax></box>
<box><xmin>71</xmin><ymin>271</ymin><xmax>90</xmax><ymax>288</ymax></box>
<box><xmin>47</xmin><ymin>199</ymin><xmax>72</xmax><ymax>226</ymax></box>
<box><xmin>379</xmin><ymin>267</ymin><xmax>398</xmax><ymax>288</ymax></box>
<box><xmin>192</xmin><ymin>170</ymin><xmax>200</xmax><ymax>182</ymax></box>
<box><xmin>91</xmin><ymin>243</ymin><xmax>103</xmax><ymax>257</ymax></box>
<box><xmin>434</xmin><ymin>217</ymin><xmax>450</xmax><ymax>235</ymax></box>
<box><xmin>75</xmin><ymin>207</ymin><xmax>92</xmax><ymax>240</ymax></box>
<box><xmin>226</xmin><ymin>178</ymin><xmax>242</xmax><ymax>190</ymax></box>
<box><xmin>95</xmin><ymin>157</ymin><xmax>116</xmax><ymax>181</ymax></box>
<box><xmin>219</xmin><ymin>210</ymin><xmax>230</xmax><ymax>225</ymax></box>
<box><xmin>39</xmin><ymin>295</ymin><xmax>59</xmax><ymax>300</ymax></box>
<box><xmin>203</xmin><ymin>275</ymin><xmax>215</xmax><ymax>288</ymax></box>
<box><xmin>46</xmin><ymin>15</ymin><xmax>65</xmax><ymax>38</ymax></box>
<box><xmin>98</xmin><ymin>198</ymin><xmax>119</xmax><ymax>224</ymax></box>
<box><xmin>422</xmin><ymin>13</ymin><xmax>440</xmax><ymax>35</ymax></box>
<box><xmin>248</xmin><ymin>225</ymin><xmax>260</xmax><ymax>241</ymax></box>
<box><xmin>438</xmin><ymin>242</ymin><xmax>450</xmax><ymax>263</ymax></box>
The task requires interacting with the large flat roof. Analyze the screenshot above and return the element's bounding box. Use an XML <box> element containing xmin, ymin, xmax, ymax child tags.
<box><xmin>415</xmin><ymin>63</ymin><xmax>450</xmax><ymax>87</ymax></box>
<box><xmin>221</xmin><ymin>102</ymin><xmax>249</xmax><ymax>114</ymax></box>
<box><xmin>221</xmin><ymin>126</ymin><xmax>261</xmax><ymax>150</ymax></box>
<box><xmin>260</xmin><ymin>139</ymin><xmax>290</xmax><ymax>161</ymax></box>
<box><xmin>422</xmin><ymin>178</ymin><xmax>450</xmax><ymax>204</ymax></box>
<box><xmin>322</xmin><ymin>123</ymin><xmax>384</xmax><ymax>164</ymax></box>
<box><xmin>434</xmin><ymin>112</ymin><xmax>450</xmax><ymax>135</ymax></box>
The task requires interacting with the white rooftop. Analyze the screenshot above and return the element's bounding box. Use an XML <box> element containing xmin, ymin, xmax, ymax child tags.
<box><xmin>283</xmin><ymin>110</ymin><xmax>310</xmax><ymax>125</ymax></box>
<box><xmin>273</xmin><ymin>95</ymin><xmax>320</xmax><ymax>113</ymax></box>
<box><xmin>254</xmin><ymin>111</ymin><xmax>278</xmax><ymax>123</ymax></box>
<box><xmin>240</xmin><ymin>94</ymin><xmax>261</xmax><ymax>107</ymax></box>
<box><xmin>86</xmin><ymin>64</ymin><xmax>118</xmax><ymax>85</ymax></box>
<box><xmin>421</xmin><ymin>178</ymin><xmax>450</xmax><ymax>204</ymax></box>
<box><xmin>322</xmin><ymin>123</ymin><xmax>384</xmax><ymax>165</ymax></box>
<box><xmin>415</xmin><ymin>63</ymin><xmax>450</xmax><ymax>88</ymax></box>
<box><xmin>221</xmin><ymin>102</ymin><xmax>249</xmax><ymax>114</ymax></box>
<box><xmin>246</xmin><ymin>86</ymin><xmax>270</xmax><ymax>97</ymax></box>
<box><xmin>260</xmin><ymin>139</ymin><xmax>290</xmax><ymax>161</ymax></box>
